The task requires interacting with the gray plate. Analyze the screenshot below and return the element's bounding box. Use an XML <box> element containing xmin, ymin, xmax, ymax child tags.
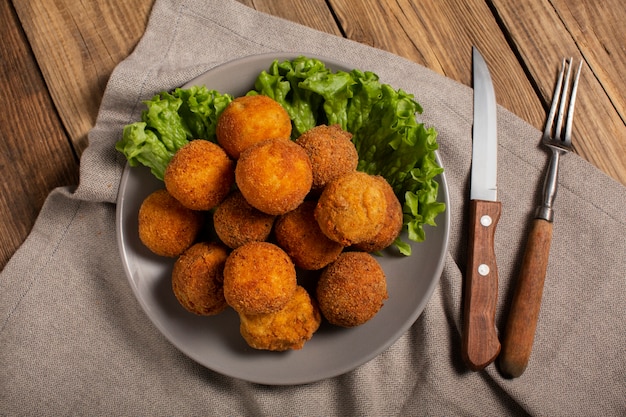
<box><xmin>116</xmin><ymin>53</ymin><xmax>450</xmax><ymax>385</ymax></box>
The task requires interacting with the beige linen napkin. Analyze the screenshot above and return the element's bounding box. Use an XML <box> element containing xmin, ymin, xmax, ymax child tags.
<box><xmin>1</xmin><ymin>0</ymin><xmax>624</xmax><ymax>415</ymax></box>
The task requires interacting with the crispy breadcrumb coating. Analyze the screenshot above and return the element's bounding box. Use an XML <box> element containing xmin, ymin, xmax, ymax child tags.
<box><xmin>164</xmin><ymin>140</ymin><xmax>235</xmax><ymax>211</ymax></box>
<box><xmin>223</xmin><ymin>242</ymin><xmax>297</xmax><ymax>315</ymax></box>
<box><xmin>213</xmin><ymin>191</ymin><xmax>275</xmax><ymax>249</ymax></box>
<box><xmin>235</xmin><ymin>138</ymin><xmax>312</xmax><ymax>215</ymax></box>
<box><xmin>316</xmin><ymin>252</ymin><xmax>388</xmax><ymax>327</ymax></box>
<box><xmin>354</xmin><ymin>176</ymin><xmax>403</xmax><ymax>252</ymax></box>
<box><xmin>274</xmin><ymin>201</ymin><xmax>343</xmax><ymax>270</ymax></box>
<box><xmin>295</xmin><ymin>124</ymin><xmax>358</xmax><ymax>191</ymax></box>
<box><xmin>314</xmin><ymin>171</ymin><xmax>387</xmax><ymax>246</ymax></box>
<box><xmin>239</xmin><ymin>286</ymin><xmax>321</xmax><ymax>351</ymax></box>
<box><xmin>172</xmin><ymin>242</ymin><xmax>229</xmax><ymax>316</ymax></box>
<box><xmin>216</xmin><ymin>95</ymin><xmax>292</xmax><ymax>159</ymax></box>
<box><xmin>138</xmin><ymin>189</ymin><xmax>204</xmax><ymax>257</ymax></box>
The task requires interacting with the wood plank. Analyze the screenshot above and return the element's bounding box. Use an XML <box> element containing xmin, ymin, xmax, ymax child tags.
<box><xmin>12</xmin><ymin>0</ymin><xmax>154</xmax><ymax>156</ymax></box>
<box><xmin>236</xmin><ymin>0</ymin><xmax>342</xmax><ymax>35</ymax></box>
<box><xmin>329</xmin><ymin>0</ymin><xmax>546</xmax><ymax>132</ymax></box>
<box><xmin>551</xmin><ymin>0</ymin><xmax>626</xmax><ymax>122</ymax></box>
<box><xmin>0</xmin><ymin>1</ymin><xmax>80</xmax><ymax>270</ymax></box>
<box><xmin>491</xmin><ymin>0</ymin><xmax>626</xmax><ymax>185</ymax></box>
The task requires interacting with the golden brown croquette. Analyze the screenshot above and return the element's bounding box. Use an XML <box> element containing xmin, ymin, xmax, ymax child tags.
<box><xmin>216</xmin><ymin>95</ymin><xmax>292</xmax><ymax>159</ymax></box>
<box><xmin>171</xmin><ymin>242</ymin><xmax>229</xmax><ymax>316</ymax></box>
<box><xmin>316</xmin><ymin>251</ymin><xmax>388</xmax><ymax>327</ymax></box>
<box><xmin>164</xmin><ymin>140</ymin><xmax>235</xmax><ymax>211</ymax></box>
<box><xmin>296</xmin><ymin>124</ymin><xmax>358</xmax><ymax>191</ymax></box>
<box><xmin>235</xmin><ymin>138</ymin><xmax>312</xmax><ymax>216</ymax></box>
<box><xmin>274</xmin><ymin>201</ymin><xmax>343</xmax><ymax>270</ymax></box>
<box><xmin>138</xmin><ymin>188</ymin><xmax>204</xmax><ymax>257</ymax></box>
<box><xmin>354</xmin><ymin>176</ymin><xmax>404</xmax><ymax>252</ymax></box>
<box><xmin>213</xmin><ymin>191</ymin><xmax>276</xmax><ymax>249</ymax></box>
<box><xmin>223</xmin><ymin>242</ymin><xmax>297</xmax><ymax>315</ymax></box>
<box><xmin>238</xmin><ymin>286</ymin><xmax>321</xmax><ymax>351</ymax></box>
<box><xmin>314</xmin><ymin>171</ymin><xmax>387</xmax><ymax>246</ymax></box>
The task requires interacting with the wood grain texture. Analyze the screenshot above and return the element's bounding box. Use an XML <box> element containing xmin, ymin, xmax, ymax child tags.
<box><xmin>0</xmin><ymin>0</ymin><xmax>79</xmax><ymax>270</ymax></box>
<box><xmin>330</xmin><ymin>0</ymin><xmax>546</xmax><ymax>137</ymax></box>
<box><xmin>12</xmin><ymin>0</ymin><xmax>154</xmax><ymax>155</ymax></box>
<box><xmin>237</xmin><ymin>0</ymin><xmax>342</xmax><ymax>35</ymax></box>
<box><xmin>462</xmin><ymin>199</ymin><xmax>502</xmax><ymax>370</ymax></box>
<box><xmin>551</xmin><ymin>0</ymin><xmax>626</xmax><ymax>123</ymax></box>
<box><xmin>499</xmin><ymin>218</ymin><xmax>553</xmax><ymax>378</ymax></box>
<box><xmin>492</xmin><ymin>0</ymin><xmax>626</xmax><ymax>184</ymax></box>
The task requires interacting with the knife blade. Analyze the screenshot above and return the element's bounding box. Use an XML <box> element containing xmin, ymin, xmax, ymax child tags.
<box><xmin>461</xmin><ymin>47</ymin><xmax>501</xmax><ymax>371</ymax></box>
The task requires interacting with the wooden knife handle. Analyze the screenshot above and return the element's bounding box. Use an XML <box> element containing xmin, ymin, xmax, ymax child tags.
<box><xmin>499</xmin><ymin>218</ymin><xmax>553</xmax><ymax>378</ymax></box>
<box><xmin>462</xmin><ymin>199</ymin><xmax>501</xmax><ymax>370</ymax></box>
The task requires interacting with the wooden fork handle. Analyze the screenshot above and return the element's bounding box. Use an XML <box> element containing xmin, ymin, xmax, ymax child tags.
<box><xmin>499</xmin><ymin>218</ymin><xmax>553</xmax><ymax>378</ymax></box>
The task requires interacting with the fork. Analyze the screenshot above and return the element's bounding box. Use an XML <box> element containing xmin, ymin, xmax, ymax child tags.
<box><xmin>499</xmin><ymin>58</ymin><xmax>583</xmax><ymax>378</ymax></box>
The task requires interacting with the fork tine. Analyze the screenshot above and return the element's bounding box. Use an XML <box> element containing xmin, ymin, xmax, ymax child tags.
<box><xmin>554</xmin><ymin>57</ymin><xmax>573</xmax><ymax>139</ymax></box>
<box><xmin>544</xmin><ymin>59</ymin><xmax>567</xmax><ymax>139</ymax></box>
<box><xmin>563</xmin><ymin>60</ymin><xmax>583</xmax><ymax>146</ymax></box>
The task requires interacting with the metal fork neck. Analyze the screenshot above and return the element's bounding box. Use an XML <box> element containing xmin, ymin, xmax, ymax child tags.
<box><xmin>535</xmin><ymin>147</ymin><xmax>564</xmax><ymax>222</ymax></box>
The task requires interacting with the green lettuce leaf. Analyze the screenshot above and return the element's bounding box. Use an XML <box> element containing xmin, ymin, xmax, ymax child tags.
<box><xmin>115</xmin><ymin>86</ymin><xmax>233</xmax><ymax>180</ymax></box>
<box><xmin>250</xmin><ymin>58</ymin><xmax>327</xmax><ymax>137</ymax></box>
<box><xmin>117</xmin><ymin>122</ymin><xmax>173</xmax><ymax>181</ymax></box>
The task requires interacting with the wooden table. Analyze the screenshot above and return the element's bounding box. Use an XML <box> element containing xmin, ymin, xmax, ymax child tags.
<box><xmin>2</xmin><ymin>0</ymin><xmax>624</xmax><ymax>270</ymax></box>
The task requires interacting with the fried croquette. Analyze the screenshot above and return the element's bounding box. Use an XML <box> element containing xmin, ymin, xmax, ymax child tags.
<box><xmin>354</xmin><ymin>176</ymin><xmax>404</xmax><ymax>252</ymax></box>
<box><xmin>164</xmin><ymin>140</ymin><xmax>235</xmax><ymax>211</ymax></box>
<box><xmin>296</xmin><ymin>124</ymin><xmax>358</xmax><ymax>191</ymax></box>
<box><xmin>223</xmin><ymin>242</ymin><xmax>297</xmax><ymax>315</ymax></box>
<box><xmin>171</xmin><ymin>242</ymin><xmax>229</xmax><ymax>316</ymax></box>
<box><xmin>138</xmin><ymin>189</ymin><xmax>204</xmax><ymax>257</ymax></box>
<box><xmin>213</xmin><ymin>191</ymin><xmax>275</xmax><ymax>249</ymax></box>
<box><xmin>235</xmin><ymin>138</ymin><xmax>313</xmax><ymax>215</ymax></box>
<box><xmin>274</xmin><ymin>201</ymin><xmax>343</xmax><ymax>270</ymax></box>
<box><xmin>314</xmin><ymin>171</ymin><xmax>388</xmax><ymax>246</ymax></box>
<box><xmin>316</xmin><ymin>252</ymin><xmax>388</xmax><ymax>327</ymax></box>
<box><xmin>216</xmin><ymin>95</ymin><xmax>292</xmax><ymax>159</ymax></box>
<box><xmin>239</xmin><ymin>286</ymin><xmax>321</xmax><ymax>351</ymax></box>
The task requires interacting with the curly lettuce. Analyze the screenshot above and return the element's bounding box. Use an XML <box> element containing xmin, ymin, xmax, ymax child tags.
<box><xmin>115</xmin><ymin>86</ymin><xmax>233</xmax><ymax>180</ymax></box>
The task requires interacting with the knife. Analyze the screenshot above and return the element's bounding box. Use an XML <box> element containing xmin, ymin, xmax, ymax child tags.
<box><xmin>461</xmin><ymin>47</ymin><xmax>501</xmax><ymax>371</ymax></box>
